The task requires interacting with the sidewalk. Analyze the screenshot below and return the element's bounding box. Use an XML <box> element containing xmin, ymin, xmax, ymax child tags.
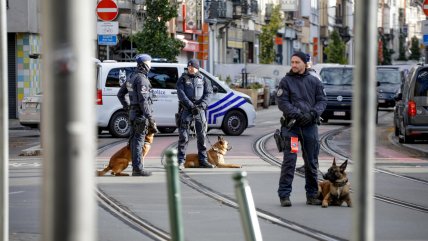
<box><xmin>8</xmin><ymin>119</ymin><xmax>42</xmax><ymax>156</ymax></box>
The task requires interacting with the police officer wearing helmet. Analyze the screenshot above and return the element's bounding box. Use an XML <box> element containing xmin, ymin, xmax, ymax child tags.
<box><xmin>176</xmin><ymin>59</ymin><xmax>215</xmax><ymax>170</ymax></box>
<box><xmin>276</xmin><ymin>51</ymin><xmax>327</xmax><ymax>207</ymax></box>
<box><xmin>117</xmin><ymin>54</ymin><xmax>156</xmax><ymax>176</ymax></box>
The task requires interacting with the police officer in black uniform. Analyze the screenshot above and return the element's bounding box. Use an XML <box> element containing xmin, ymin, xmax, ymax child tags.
<box><xmin>176</xmin><ymin>59</ymin><xmax>215</xmax><ymax>170</ymax></box>
<box><xmin>117</xmin><ymin>54</ymin><xmax>155</xmax><ymax>176</ymax></box>
<box><xmin>276</xmin><ymin>51</ymin><xmax>327</xmax><ymax>206</ymax></box>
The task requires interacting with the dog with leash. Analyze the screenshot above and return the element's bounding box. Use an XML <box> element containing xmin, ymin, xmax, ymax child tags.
<box><xmin>184</xmin><ymin>136</ymin><xmax>241</xmax><ymax>168</ymax></box>
<box><xmin>318</xmin><ymin>158</ymin><xmax>352</xmax><ymax>208</ymax></box>
<box><xmin>97</xmin><ymin>125</ymin><xmax>156</xmax><ymax>176</ymax></box>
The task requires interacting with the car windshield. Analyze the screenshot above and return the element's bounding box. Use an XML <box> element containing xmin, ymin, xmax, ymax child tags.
<box><xmin>377</xmin><ymin>69</ymin><xmax>401</xmax><ymax>84</ymax></box>
<box><xmin>320</xmin><ymin>68</ymin><xmax>353</xmax><ymax>85</ymax></box>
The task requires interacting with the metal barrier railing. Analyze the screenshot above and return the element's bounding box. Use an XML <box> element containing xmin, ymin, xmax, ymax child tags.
<box><xmin>233</xmin><ymin>171</ymin><xmax>263</xmax><ymax>241</ymax></box>
<box><xmin>165</xmin><ymin>149</ymin><xmax>184</xmax><ymax>241</ymax></box>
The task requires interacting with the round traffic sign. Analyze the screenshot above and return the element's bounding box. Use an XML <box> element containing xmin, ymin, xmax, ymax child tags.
<box><xmin>96</xmin><ymin>0</ymin><xmax>118</xmax><ymax>22</ymax></box>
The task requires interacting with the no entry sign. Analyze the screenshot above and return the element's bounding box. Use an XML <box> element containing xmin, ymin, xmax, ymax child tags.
<box><xmin>96</xmin><ymin>0</ymin><xmax>118</xmax><ymax>21</ymax></box>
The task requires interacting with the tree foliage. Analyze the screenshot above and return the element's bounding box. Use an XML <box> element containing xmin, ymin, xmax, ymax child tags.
<box><xmin>132</xmin><ymin>0</ymin><xmax>184</xmax><ymax>62</ymax></box>
<box><xmin>324</xmin><ymin>30</ymin><xmax>347</xmax><ymax>64</ymax></box>
<box><xmin>378</xmin><ymin>35</ymin><xmax>392</xmax><ymax>65</ymax></box>
<box><xmin>259</xmin><ymin>5</ymin><xmax>282</xmax><ymax>64</ymax></box>
<box><xmin>409</xmin><ymin>36</ymin><xmax>421</xmax><ymax>61</ymax></box>
<box><xmin>397</xmin><ymin>33</ymin><xmax>407</xmax><ymax>61</ymax></box>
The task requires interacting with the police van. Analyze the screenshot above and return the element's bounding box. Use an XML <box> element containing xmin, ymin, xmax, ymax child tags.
<box><xmin>96</xmin><ymin>61</ymin><xmax>256</xmax><ymax>137</ymax></box>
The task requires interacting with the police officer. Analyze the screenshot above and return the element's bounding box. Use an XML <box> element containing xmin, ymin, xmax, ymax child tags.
<box><xmin>176</xmin><ymin>59</ymin><xmax>215</xmax><ymax>170</ymax></box>
<box><xmin>276</xmin><ymin>51</ymin><xmax>327</xmax><ymax>206</ymax></box>
<box><xmin>295</xmin><ymin>54</ymin><xmax>322</xmax><ymax>174</ymax></box>
<box><xmin>117</xmin><ymin>54</ymin><xmax>155</xmax><ymax>176</ymax></box>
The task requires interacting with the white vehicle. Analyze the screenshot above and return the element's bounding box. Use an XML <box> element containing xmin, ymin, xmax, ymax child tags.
<box><xmin>96</xmin><ymin>61</ymin><xmax>256</xmax><ymax>137</ymax></box>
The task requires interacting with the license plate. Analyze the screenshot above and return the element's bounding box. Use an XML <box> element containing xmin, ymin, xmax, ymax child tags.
<box><xmin>378</xmin><ymin>99</ymin><xmax>385</xmax><ymax>103</ymax></box>
<box><xmin>334</xmin><ymin>111</ymin><xmax>346</xmax><ymax>116</ymax></box>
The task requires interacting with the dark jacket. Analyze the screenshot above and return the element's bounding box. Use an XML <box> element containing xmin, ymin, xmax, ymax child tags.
<box><xmin>176</xmin><ymin>72</ymin><xmax>213</xmax><ymax>110</ymax></box>
<box><xmin>117</xmin><ymin>68</ymin><xmax>153</xmax><ymax>119</ymax></box>
<box><xmin>277</xmin><ymin>69</ymin><xmax>327</xmax><ymax>120</ymax></box>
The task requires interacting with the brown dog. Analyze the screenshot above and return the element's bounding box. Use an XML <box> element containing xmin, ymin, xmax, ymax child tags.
<box><xmin>184</xmin><ymin>136</ymin><xmax>241</xmax><ymax>168</ymax></box>
<box><xmin>97</xmin><ymin>126</ymin><xmax>155</xmax><ymax>176</ymax></box>
<box><xmin>318</xmin><ymin>158</ymin><xmax>352</xmax><ymax>208</ymax></box>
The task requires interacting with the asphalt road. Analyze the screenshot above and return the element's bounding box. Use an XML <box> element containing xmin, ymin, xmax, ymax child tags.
<box><xmin>7</xmin><ymin>108</ymin><xmax>428</xmax><ymax>240</ymax></box>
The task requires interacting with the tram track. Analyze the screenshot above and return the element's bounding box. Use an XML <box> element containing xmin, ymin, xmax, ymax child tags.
<box><xmin>96</xmin><ymin>141</ymin><xmax>171</xmax><ymax>241</ymax></box>
<box><xmin>95</xmin><ymin>123</ymin><xmax>428</xmax><ymax>241</ymax></box>
<box><xmin>98</xmin><ymin>140</ymin><xmax>346</xmax><ymax>241</ymax></box>
<box><xmin>253</xmin><ymin>130</ymin><xmax>428</xmax><ymax>214</ymax></box>
<box><xmin>165</xmin><ymin>142</ymin><xmax>345</xmax><ymax>241</ymax></box>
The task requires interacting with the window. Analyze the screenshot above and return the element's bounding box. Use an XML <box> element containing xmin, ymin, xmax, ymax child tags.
<box><xmin>148</xmin><ymin>67</ymin><xmax>178</xmax><ymax>89</ymax></box>
<box><xmin>320</xmin><ymin>68</ymin><xmax>353</xmax><ymax>85</ymax></box>
<box><xmin>105</xmin><ymin>67</ymin><xmax>179</xmax><ymax>89</ymax></box>
<box><xmin>415</xmin><ymin>70</ymin><xmax>428</xmax><ymax>97</ymax></box>
<box><xmin>377</xmin><ymin>69</ymin><xmax>401</xmax><ymax>84</ymax></box>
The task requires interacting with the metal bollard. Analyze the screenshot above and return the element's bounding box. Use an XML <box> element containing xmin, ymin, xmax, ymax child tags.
<box><xmin>233</xmin><ymin>171</ymin><xmax>263</xmax><ymax>241</ymax></box>
<box><xmin>165</xmin><ymin>149</ymin><xmax>184</xmax><ymax>241</ymax></box>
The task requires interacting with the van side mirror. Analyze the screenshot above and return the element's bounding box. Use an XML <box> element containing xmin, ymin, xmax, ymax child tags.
<box><xmin>377</xmin><ymin>81</ymin><xmax>380</xmax><ymax>87</ymax></box>
<box><xmin>213</xmin><ymin>85</ymin><xmax>218</xmax><ymax>94</ymax></box>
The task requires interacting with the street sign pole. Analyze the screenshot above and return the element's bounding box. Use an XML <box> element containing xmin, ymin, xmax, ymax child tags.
<box><xmin>0</xmin><ymin>0</ymin><xmax>9</xmax><ymax>239</ymax></box>
<box><xmin>353</xmin><ymin>0</ymin><xmax>377</xmax><ymax>240</ymax></box>
<box><xmin>41</xmin><ymin>0</ymin><xmax>97</xmax><ymax>240</ymax></box>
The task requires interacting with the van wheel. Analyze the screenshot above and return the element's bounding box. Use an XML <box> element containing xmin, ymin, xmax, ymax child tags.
<box><xmin>403</xmin><ymin>132</ymin><xmax>414</xmax><ymax>144</ymax></box>
<box><xmin>221</xmin><ymin>110</ymin><xmax>246</xmax><ymax>136</ymax></box>
<box><xmin>394</xmin><ymin>125</ymin><xmax>399</xmax><ymax>136</ymax></box>
<box><xmin>109</xmin><ymin>111</ymin><xmax>130</xmax><ymax>138</ymax></box>
<box><xmin>158</xmin><ymin>127</ymin><xmax>176</xmax><ymax>134</ymax></box>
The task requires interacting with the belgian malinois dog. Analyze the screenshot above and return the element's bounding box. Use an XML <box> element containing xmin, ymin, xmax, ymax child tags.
<box><xmin>318</xmin><ymin>158</ymin><xmax>352</xmax><ymax>208</ymax></box>
<box><xmin>97</xmin><ymin>126</ymin><xmax>156</xmax><ymax>176</ymax></box>
<box><xmin>184</xmin><ymin>136</ymin><xmax>241</xmax><ymax>168</ymax></box>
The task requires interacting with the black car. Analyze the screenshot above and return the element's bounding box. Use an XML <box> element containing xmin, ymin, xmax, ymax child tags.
<box><xmin>376</xmin><ymin>66</ymin><xmax>405</xmax><ymax>108</ymax></box>
<box><xmin>315</xmin><ymin>65</ymin><xmax>354</xmax><ymax>122</ymax></box>
<box><xmin>393</xmin><ymin>64</ymin><xmax>428</xmax><ymax>143</ymax></box>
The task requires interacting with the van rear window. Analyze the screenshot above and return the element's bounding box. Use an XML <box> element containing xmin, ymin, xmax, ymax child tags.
<box><xmin>415</xmin><ymin>70</ymin><xmax>428</xmax><ymax>97</ymax></box>
<box><xmin>105</xmin><ymin>67</ymin><xmax>179</xmax><ymax>89</ymax></box>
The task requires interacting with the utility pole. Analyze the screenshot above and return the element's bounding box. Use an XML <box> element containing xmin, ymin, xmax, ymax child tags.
<box><xmin>352</xmin><ymin>0</ymin><xmax>377</xmax><ymax>240</ymax></box>
<box><xmin>0</xmin><ymin>0</ymin><xmax>9</xmax><ymax>240</ymax></box>
<box><xmin>41</xmin><ymin>0</ymin><xmax>97</xmax><ymax>240</ymax></box>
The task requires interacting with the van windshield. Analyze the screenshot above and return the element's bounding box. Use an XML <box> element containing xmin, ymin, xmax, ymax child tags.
<box><xmin>377</xmin><ymin>69</ymin><xmax>401</xmax><ymax>84</ymax></box>
<box><xmin>320</xmin><ymin>68</ymin><xmax>353</xmax><ymax>86</ymax></box>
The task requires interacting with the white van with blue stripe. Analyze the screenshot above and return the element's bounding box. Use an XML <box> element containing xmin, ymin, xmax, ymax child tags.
<box><xmin>96</xmin><ymin>61</ymin><xmax>256</xmax><ymax>137</ymax></box>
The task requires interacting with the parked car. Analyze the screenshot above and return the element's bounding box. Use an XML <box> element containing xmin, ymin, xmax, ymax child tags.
<box><xmin>313</xmin><ymin>64</ymin><xmax>354</xmax><ymax>122</ymax></box>
<box><xmin>18</xmin><ymin>92</ymin><xmax>42</xmax><ymax>129</ymax></box>
<box><xmin>376</xmin><ymin>66</ymin><xmax>405</xmax><ymax>108</ymax></box>
<box><xmin>393</xmin><ymin>64</ymin><xmax>428</xmax><ymax>143</ymax></box>
<box><xmin>262</xmin><ymin>77</ymin><xmax>278</xmax><ymax>105</ymax></box>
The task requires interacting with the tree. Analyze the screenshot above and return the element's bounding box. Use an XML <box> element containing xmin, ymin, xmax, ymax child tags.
<box><xmin>324</xmin><ymin>30</ymin><xmax>347</xmax><ymax>64</ymax></box>
<box><xmin>259</xmin><ymin>5</ymin><xmax>282</xmax><ymax>64</ymax></box>
<box><xmin>409</xmin><ymin>36</ymin><xmax>421</xmax><ymax>61</ymax></box>
<box><xmin>132</xmin><ymin>0</ymin><xmax>184</xmax><ymax>62</ymax></box>
<box><xmin>378</xmin><ymin>35</ymin><xmax>392</xmax><ymax>65</ymax></box>
<box><xmin>397</xmin><ymin>33</ymin><xmax>407</xmax><ymax>61</ymax></box>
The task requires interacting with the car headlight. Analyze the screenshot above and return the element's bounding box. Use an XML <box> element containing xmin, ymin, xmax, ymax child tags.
<box><xmin>243</xmin><ymin>96</ymin><xmax>252</xmax><ymax>105</ymax></box>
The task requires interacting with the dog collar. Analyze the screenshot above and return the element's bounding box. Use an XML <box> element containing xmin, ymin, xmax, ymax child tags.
<box><xmin>334</xmin><ymin>178</ymin><xmax>349</xmax><ymax>187</ymax></box>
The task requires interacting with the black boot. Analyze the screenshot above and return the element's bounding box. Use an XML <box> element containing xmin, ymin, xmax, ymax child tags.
<box><xmin>132</xmin><ymin>169</ymin><xmax>152</xmax><ymax>176</ymax></box>
<box><xmin>199</xmin><ymin>161</ymin><xmax>215</xmax><ymax>168</ymax></box>
<box><xmin>280</xmin><ymin>197</ymin><xmax>292</xmax><ymax>207</ymax></box>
